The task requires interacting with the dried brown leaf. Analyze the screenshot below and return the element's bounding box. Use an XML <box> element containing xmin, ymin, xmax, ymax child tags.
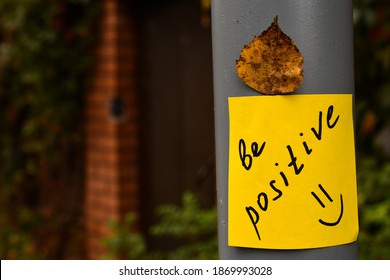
<box><xmin>236</xmin><ymin>16</ymin><xmax>304</xmax><ymax>95</ymax></box>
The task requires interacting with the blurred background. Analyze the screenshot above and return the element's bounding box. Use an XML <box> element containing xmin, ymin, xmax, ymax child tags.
<box><xmin>0</xmin><ymin>0</ymin><xmax>389</xmax><ymax>260</ymax></box>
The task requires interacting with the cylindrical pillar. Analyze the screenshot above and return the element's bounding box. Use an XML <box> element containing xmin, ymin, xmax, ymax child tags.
<box><xmin>212</xmin><ymin>0</ymin><xmax>358</xmax><ymax>259</ymax></box>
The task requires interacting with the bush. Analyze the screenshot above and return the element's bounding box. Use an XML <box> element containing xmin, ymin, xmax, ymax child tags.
<box><xmin>103</xmin><ymin>191</ymin><xmax>218</xmax><ymax>260</ymax></box>
<box><xmin>357</xmin><ymin>156</ymin><xmax>390</xmax><ymax>259</ymax></box>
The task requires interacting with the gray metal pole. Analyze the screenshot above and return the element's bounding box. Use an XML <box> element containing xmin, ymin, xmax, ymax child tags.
<box><xmin>211</xmin><ymin>0</ymin><xmax>358</xmax><ymax>259</ymax></box>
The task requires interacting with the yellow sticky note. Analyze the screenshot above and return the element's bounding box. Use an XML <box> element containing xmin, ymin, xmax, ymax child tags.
<box><xmin>228</xmin><ymin>94</ymin><xmax>359</xmax><ymax>249</ymax></box>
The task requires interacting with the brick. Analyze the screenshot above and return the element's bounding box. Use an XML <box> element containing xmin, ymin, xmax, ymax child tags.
<box><xmin>88</xmin><ymin>194</ymin><xmax>120</xmax><ymax>211</ymax></box>
<box><xmin>94</xmin><ymin>45</ymin><xmax>117</xmax><ymax>60</ymax></box>
<box><xmin>101</xmin><ymin>28</ymin><xmax>118</xmax><ymax>42</ymax></box>
<box><xmin>85</xmin><ymin>0</ymin><xmax>140</xmax><ymax>260</ymax></box>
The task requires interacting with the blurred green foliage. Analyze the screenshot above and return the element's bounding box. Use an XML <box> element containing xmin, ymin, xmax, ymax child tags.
<box><xmin>102</xmin><ymin>213</ymin><xmax>149</xmax><ymax>260</ymax></box>
<box><xmin>150</xmin><ymin>191</ymin><xmax>218</xmax><ymax>259</ymax></box>
<box><xmin>103</xmin><ymin>191</ymin><xmax>218</xmax><ymax>260</ymax></box>
<box><xmin>357</xmin><ymin>158</ymin><xmax>390</xmax><ymax>259</ymax></box>
<box><xmin>0</xmin><ymin>0</ymin><xmax>98</xmax><ymax>259</ymax></box>
<box><xmin>354</xmin><ymin>0</ymin><xmax>390</xmax><ymax>259</ymax></box>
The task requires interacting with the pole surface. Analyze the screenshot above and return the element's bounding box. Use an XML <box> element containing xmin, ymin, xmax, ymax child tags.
<box><xmin>211</xmin><ymin>0</ymin><xmax>358</xmax><ymax>259</ymax></box>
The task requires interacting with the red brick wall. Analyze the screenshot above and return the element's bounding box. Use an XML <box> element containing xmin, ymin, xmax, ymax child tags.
<box><xmin>84</xmin><ymin>0</ymin><xmax>139</xmax><ymax>259</ymax></box>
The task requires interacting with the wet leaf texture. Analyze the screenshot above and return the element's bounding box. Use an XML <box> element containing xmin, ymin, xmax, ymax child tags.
<box><xmin>236</xmin><ymin>16</ymin><xmax>304</xmax><ymax>95</ymax></box>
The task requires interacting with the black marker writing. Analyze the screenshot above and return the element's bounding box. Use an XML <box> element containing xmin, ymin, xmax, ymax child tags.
<box><xmin>242</xmin><ymin>104</ymin><xmax>343</xmax><ymax>241</ymax></box>
<box><xmin>287</xmin><ymin>145</ymin><xmax>304</xmax><ymax>175</ymax></box>
<box><xmin>311</xmin><ymin>184</ymin><xmax>344</xmax><ymax>227</ymax></box>
<box><xmin>269</xmin><ymin>180</ymin><xmax>282</xmax><ymax>201</ymax></box>
<box><xmin>239</xmin><ymin>139</ymin><xmax>266</xmax><ymax>171</ymax></box>
<box><xmin>327</xmin><ymin>105</ymin><xmax>339</xmax><ymax>129</ymax></box>
<box><xmin>239</xmin><ymin>139</ymin><xmax>252</xmax><ymax>170</ymax></box>
<box><xmin>311</xmin><ymin>105</ymin><xmax>340</xmax><ymax>140</ymax></box>
<box><xmin>245</xmin><ymin>206</ymin><xmax>261</xmax><ymax>240</ymax></box>
<box><xmin>311</xmin><ymin>111</ymin><xmax>323</xmax><ymax>140</ymax></box>
<box><xmin>300</xmin><ymin>133</ymin><xmax>312</xmax><ymax>155</ymax></box>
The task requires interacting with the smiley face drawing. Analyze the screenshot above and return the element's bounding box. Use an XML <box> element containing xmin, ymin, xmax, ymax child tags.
<box><xmin>311</xmin><ymin>184</ymin><xmax>344</xmax><ymax>226</ymax></box>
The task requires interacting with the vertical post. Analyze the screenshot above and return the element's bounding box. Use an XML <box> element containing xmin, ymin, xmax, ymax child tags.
<box><xmin>211</xmin><ymin>0</ymin><xmax>358</xmax><ymax>259</ymax></box>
